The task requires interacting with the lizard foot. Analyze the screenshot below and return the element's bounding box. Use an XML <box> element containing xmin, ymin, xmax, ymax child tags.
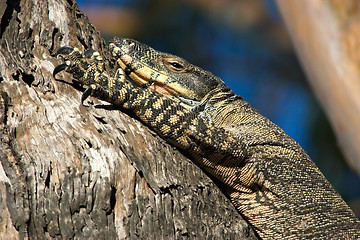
<box><xmin>53</xmin><ymin>46</ymin><xmax>126</xmax><ymax>105</ymax></box>
<box><xmin>53</xmin><ymin>46</ymin><xmax>106</xmax><ymax>85</ymax></box>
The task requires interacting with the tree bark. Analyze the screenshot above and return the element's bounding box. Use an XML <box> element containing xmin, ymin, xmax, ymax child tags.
<box><xmin>0</xmin><ymin>0</ymin><xmax>258</xmax><ymax>239</ymax></box>
<box><xmin>276</xmin><ymin>0</ymin><xmax>360</xmax><ymax>175</ymax></box>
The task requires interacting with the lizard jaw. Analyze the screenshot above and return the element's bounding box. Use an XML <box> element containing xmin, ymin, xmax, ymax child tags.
<box><xmin>112</xmin><ymin>44</ymin><xmax>179</xmax><ymax>96</ymax></box>
<box><xmin>111</xmin><ymin>41</ymin><xmax>198</xmax><ymax>100</ymax></box>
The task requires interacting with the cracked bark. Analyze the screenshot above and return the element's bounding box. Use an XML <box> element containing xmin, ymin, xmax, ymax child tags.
<box><xmin>0</xmin><ymin>0</ymin><xmax>258</xmax><ymax>239</ymax></box>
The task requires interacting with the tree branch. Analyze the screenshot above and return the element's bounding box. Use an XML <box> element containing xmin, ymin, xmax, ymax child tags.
<box><xmin>0</xmin><ymin>0</ymin><xmax>258</xmax><ymax>238</ymax></box>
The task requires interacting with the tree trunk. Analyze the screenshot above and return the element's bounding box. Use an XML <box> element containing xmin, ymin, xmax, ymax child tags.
<box><xmin>276</xmin><ymin>0</ymin><xmax>360</xmax><ymax>175</ymax></box>
<box><xmin>0</xmin><ymin>0</ymin><xmax>257</xmax><ymax>239</ymax></box>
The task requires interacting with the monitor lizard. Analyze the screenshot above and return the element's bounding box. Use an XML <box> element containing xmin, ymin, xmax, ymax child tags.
<box><xmin>53</xmin><ymin>37</ymin><xmax>360</xmax><ymax>239</ymax></box>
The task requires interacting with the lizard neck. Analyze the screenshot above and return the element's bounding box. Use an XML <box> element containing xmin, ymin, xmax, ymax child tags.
<box><xmin>196</xmin><ymin>85</ymin><xmax>252</xmax><ymax>129</ymax></box>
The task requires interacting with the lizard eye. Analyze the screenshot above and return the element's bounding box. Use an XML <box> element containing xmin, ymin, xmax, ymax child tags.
<box><xmin>165</xmin><ymin>60</ymin><xmax>186</xmax><ymax>72</ymax></box>
<box><xmin>126</xmin><ymin>39</ymin><xmax>135</xmax><ymax>47</ymax></box>
<box><xmin>169</xmin><ymin>61</ymin><xmax>183</xmax><ymax>69</ymax></box>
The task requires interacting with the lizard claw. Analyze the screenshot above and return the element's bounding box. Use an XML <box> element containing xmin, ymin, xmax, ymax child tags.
<box><xmin>55</xmin><ymin>46</ymin><xmax>75</xmax><ymax>56</ymax></box>
<box><xmin>53</xmin><ymin>46</ymin><xmax>77</xmax><ymax>77</ymax></box>
<box><xmin>53</xmin><ymin>61</ymin><xmax>69</xmax><ymax>77</ymax></box>
<box><xmin>81</xmin><ymin>85</ymin><xmax>96</xmax><ymax>105</ymax></box>
<box><xmin>84</xmin><ymin>49</ymin><xmax>96</xmax><ymax>58</ymax></box>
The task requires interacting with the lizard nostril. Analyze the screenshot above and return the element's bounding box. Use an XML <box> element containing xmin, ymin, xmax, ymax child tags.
<box><xmin>126</xmin><ymin>40</ymin><xmax>135</xmax><ymax>47</ymax></box>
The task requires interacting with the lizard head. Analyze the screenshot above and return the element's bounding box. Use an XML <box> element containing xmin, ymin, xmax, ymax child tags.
<box><xmin>110</xmin><ymin>37</ymin><xmax>227</xmax><ymax>102</ymax></box>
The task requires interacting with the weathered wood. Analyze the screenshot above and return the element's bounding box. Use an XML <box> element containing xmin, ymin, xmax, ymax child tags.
<box><xmin>276</xmin><ymin>0</ymin><xmax>360</xmax><ymax>175</ymax></box>
<box><xmin>0</xmin><ymin>0</ymin><xmax>258</xmax><ymax>239</ymax></box>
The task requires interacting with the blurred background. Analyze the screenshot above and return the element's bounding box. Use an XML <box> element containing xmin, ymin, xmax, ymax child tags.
<box><xmin>76</xmin><ymin>0</ymin><xmax>360</xmax><ymax>216</ymax></box>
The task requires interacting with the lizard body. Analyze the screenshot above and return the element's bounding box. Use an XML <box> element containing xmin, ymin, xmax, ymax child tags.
<box><xmin>53</xmin><ymin>37</ymin><xmax>360</xmax><ymax>239</ymax></box>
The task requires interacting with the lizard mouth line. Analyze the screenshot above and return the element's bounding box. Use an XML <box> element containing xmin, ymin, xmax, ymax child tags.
<box><xmin>116</xmin><ymin>55</ymin><xmax>180</xmax><ymax>96</ymax></box>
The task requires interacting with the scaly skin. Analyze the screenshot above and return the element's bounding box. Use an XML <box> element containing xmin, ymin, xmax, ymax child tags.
<box><xmin>53</xmin><ymin>37</ymin><xmax>360</xmax><ymax>239</ymax></box>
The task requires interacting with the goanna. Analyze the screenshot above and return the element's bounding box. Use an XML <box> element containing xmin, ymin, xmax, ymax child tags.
<box><xmin>53</xmin><ymin>37</ymin><xmax>360</xmax><ymax>239</ymax></box>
